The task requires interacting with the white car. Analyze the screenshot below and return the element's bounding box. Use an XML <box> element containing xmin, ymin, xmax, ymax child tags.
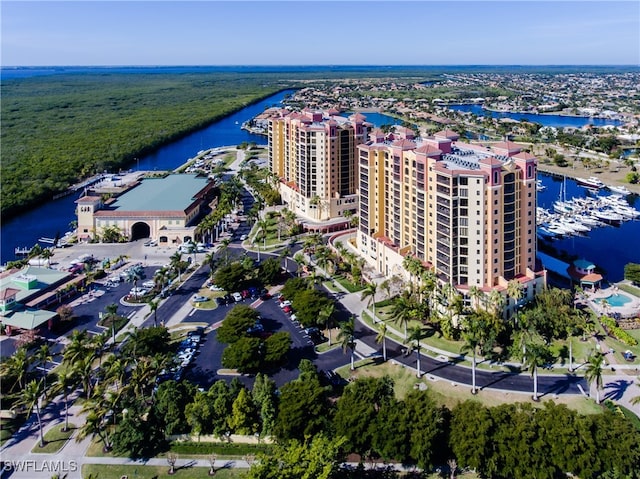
<box><xmin>142</xmin><ymin>280</ymin><xmax>155</xmax><ymax>289</ymax></box>
<box><xmin>129</xmin><ymin>287</ymin><xmax>146</xmax><ymax>296</ymax></box>
<box><xmin>192</xmin><ymin>295</ymin><xmax>208</xmax><ymax>303</ymax></box>
<box><xmin>209</xmin><ymin>284</ymin><xmax>224</xmax><ymax>291</ymax></box>
<box><xmin>232</xmin><ymin>292</ymin><xmax>243</xmax><ymax>302</ymax></box>
<box><xmin>240</xmin><ymin>234</ymin><xmax>248</xmax><ymax>241</ymax></box>
<box><xmin>279</xmin><ymin>300</ymin><xmax>292</xmax><ymax>309</ymax></box>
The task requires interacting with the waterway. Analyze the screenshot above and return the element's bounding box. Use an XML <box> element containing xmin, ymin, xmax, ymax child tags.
<box><xmin>3</xmin><ymin>91</ymin><xmax>637</xmax><ymax>282</ymax></box>
<box><xmin>0</xmin><ymin>89</ymin><xmax>295</xmax><ymax>264</ymax></box>
<box><xmin>1</xmin><ymin>95</ymin><xmax>401</xmax><ymax>265</ymax></box>
<box><xmin>448</xmin><ymin>104</ymin><xmax>623</xmax><ymax>128</ymax></box>
<box><xmin>537</xmin><ymin>174</ymin><xmax>640</xmax><ymax>282</ymax></box>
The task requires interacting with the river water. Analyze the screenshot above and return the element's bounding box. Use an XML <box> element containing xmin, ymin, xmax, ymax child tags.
<box><xmin>3</xmin><ymin>90</ymin><xmax>638</xmax><ymax>281</ymax></box>
<box><xmin>0</xmin><ymin>89</ymin><xmax>295</xmax><ymax>264</ymax></box>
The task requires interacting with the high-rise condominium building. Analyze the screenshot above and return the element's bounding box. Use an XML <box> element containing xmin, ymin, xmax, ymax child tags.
<box><xmin>357</xmin><ymin>128</ymin><xmax>546</xmax><ymax>316</ymax></box>
<box><xmin>268</xmin><ymin>109</ymin><xmax>368</xmax><ymax>229</ymax></box>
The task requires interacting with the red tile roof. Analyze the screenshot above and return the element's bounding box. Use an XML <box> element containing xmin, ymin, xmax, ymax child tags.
<box><xmin>415</xmin><ymin>144</ymin><xmax>442</xmax><ymax>156</ymax></box>
<box><xmin>513</xmin><ymin>151</ymin><xmax>537</xmax><ymax>160</ymax></box>
<box><xmin>0</xmin><ymin>288</ymin><xmax>20</xmax><ymax>300</ymax></box>
<box><xmin>479</xmin><ymin>156</ymin><xmax>504</xmax><ymax>167</ymax></box>
<box><xmin>492</xmin><ymin>141</ymin><xmax>522</xmax><ymax>153</ymax></box>
<box><xmin>435</xmin><ymin>129</ymin><xmax>460</xmax><ymax>140</ymax></box>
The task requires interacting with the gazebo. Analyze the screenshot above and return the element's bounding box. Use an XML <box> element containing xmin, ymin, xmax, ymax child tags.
<box><xmin>568</xmin><ymin>258</ymin><xmax>603</xmax><ymax>291</ymax></box>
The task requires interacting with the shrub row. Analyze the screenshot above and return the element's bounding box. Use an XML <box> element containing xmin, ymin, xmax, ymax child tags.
<box><xmin>600</xmin><ymin>316</ymin><xmax>638</xmax><ymax>346</ymax></box>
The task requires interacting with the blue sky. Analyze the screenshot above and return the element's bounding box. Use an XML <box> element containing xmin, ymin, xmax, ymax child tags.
<box><xmin>2</xmin><ymin>1</ymin><xmax>639</xmax><ymax>66</ymax></box>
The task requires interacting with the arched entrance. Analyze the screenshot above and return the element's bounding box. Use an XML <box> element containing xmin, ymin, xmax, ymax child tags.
<box><xmin>131</xmin><ymin>222</ymin><xmax>151</xmax><ymax>241</ymax></box>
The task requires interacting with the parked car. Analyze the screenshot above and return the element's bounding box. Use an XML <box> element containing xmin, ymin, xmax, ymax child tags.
<box><xmin>240</xmin><ymin>234</ymin><xmax>248</xmax><ymax>241</ymax></box>
<box><xmin>192</xmin><ymin>295</ymin><xmax>208</xmax><ymax>303</ymax></box>
<box><xmin>142</xmin><ymin>280</ymin><xmax>155</xmax><ymax>289</ymax></box>
<box><xmin>232</xmin><ymin>292</ymin><xmax>243</xmax><ymax>302</ymax></box>
<box><xmin>209</xmin><ymin>284</ymin><xmax>224</xmax><ymax>291</ymax></box>
<box><xmin>215</xmin><ymin>297</ymin><xmax>227</xmax><ymax>306</ymax></box>
<box><xmin>279</xmin><ymin>300</ymin><xmax>292</xmax><ymax>309</ymax></box>
<box><xmin>282</xmin><ymin>305</ymin><xmax>293</xmax><ymax>314</ymax></box>
<box><xmin>260</xmin><ymin>293</ymin><xmax>272</xmax><ymax>301</ymax></box>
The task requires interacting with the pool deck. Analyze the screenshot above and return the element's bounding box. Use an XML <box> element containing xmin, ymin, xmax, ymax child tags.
<box><xmin>586</xmin><ymin>285</ymin><xmax>640</xmax><ymax>318</ymax></box>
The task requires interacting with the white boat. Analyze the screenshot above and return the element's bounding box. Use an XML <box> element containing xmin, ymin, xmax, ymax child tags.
<box><xmin>576</xmin><ymin>176</ymin><xmax>605</xmax><ymax>189</ymax></box>
<box><xmin>593</xmin><ymin>209</ymin><xmax>624</xmax><ymax>224</ymax></box>
<box><xmin>536</xmin><ymin>179</ymin><xmax>546</xmax><ymax>192</ymax></box>
<box><xmin>562</xmin><ymin>217</ymin><xmax>591</xmax><ymax>233</ymax></box>
<box><xmin>612</xmin><ymin>205</ymin><xmax>640</xmax><ymax>219</ymax></box>
<box><xmin>576</xmin><ymin>214</ymin><xmax>601</xmax><ymax>227</ymax></box>
<box><xmin>608</xmin><ymin>184</ymin><xmax>632</xmax><ymax>196</ymax></box>
<box><xmin>553</xmin><ymin>201</ymin><xmax>574</xmax><ymax>214</ymax></box>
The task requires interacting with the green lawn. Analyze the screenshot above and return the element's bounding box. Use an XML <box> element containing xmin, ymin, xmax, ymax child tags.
<box><xmin>338</xmin><ymin>358</ymin><xmax>603</xmax><ymax>416</ymax></box>
<box><xmin>617</xmin><ymin>283</ymin><xmax>640</xmax><ymax>297</ymax></box>
<box><xmin>82</xmin><ymin>464</ymin><xmax>246</xmax><ymax>479</ymax></box>
<box><xmin>31</xmin><ymin>423</ymin><xmax>76</xmax><ymax>454</ymax></box>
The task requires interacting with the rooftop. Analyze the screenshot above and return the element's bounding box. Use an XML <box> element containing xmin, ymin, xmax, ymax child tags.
<box><xmin>108</xmin><ymin>174</ymin><xmax>209</xmax><ymax>212</ymax></box>
<box><xmin>0</xmin><ymin>266</ymin><xmax>71</xmax><ymax>303</ymax></box>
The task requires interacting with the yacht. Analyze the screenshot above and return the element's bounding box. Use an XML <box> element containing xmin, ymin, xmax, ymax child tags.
<box><xmin>562</xmin><ymin>217</ymin><xmax>591</xmax><ymax>233</ymax></box>
<box><xmin>576</xmin><ymin>176</ymin><xmax>605</xmax><ymax>189</ymax></box>
<box><xmin>593</xmin><ymin>208</ymin><xmax>624</xmax><ymax>224</ymax></box>
<box><xmin>608</xmin><ymin>184</ymin><xmax>632</xmax><ymax>196</ymax></box>
<box><xmin>536</xmin><ymin>179</ymin><xmax>546</xmax><ymax>192</ymax></box>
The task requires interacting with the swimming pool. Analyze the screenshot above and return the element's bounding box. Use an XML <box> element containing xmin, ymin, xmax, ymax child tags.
<box><xmin>598</xmin><ymin>294</ymin><xmax>632</xmax><ymax>307</ymax></box>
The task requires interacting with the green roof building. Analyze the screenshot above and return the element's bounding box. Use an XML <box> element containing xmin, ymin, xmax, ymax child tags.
<box><xmin>77</xmin><ymin>174</ymin><xmax>216</xmax><ymax>244</ymax></box>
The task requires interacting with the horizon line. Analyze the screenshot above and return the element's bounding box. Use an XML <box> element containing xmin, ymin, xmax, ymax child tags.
<box><xmin>2</xmin><ymin>64</ymin><xmax>639</xmax><ymax>69</ymax></box>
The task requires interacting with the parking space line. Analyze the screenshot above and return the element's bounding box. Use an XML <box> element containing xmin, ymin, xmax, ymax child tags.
<box><xmin>188</xmin><ymin>308</ymin><xmax>197</xmax><ymax>317</ymax></box>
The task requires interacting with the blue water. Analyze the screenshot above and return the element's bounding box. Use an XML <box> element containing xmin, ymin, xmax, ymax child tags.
<box><xmin>598</xmin><ymin>294</ymin><xmax>632</xmax><ymax>307</ymax></box>
<box><xmin>537</xmin><ymin>174</ymin><xmax>640</xmax><ymax>281</ymax></box>
<box><xmin>449</xmin><ymin>104</ymin><xmax>622</xmax><ymax>128</ymax></box>
<box><xmin>0</xmin><ymin>89</ymin><xmax>294</xmax><ymax>263</ymax></box>
<box><xmin>1</xmin><ymin>92</ymin><xmax>399</xmax><ymax>264</ymax></box>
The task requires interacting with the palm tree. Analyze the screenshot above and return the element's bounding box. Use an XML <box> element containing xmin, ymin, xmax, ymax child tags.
<box><xmin>35</xmin><ymin>343</ymin><xmax>53</xmax><ymax>394</ymax></box>
<box><xmin>0</xmin><ymin>346</ymin><xmax>32</xmax><ymax>393</ymax></box>
<box><xmin>77</xmin><ymin>408</ymin><xmax>113</xmax><ymax>453</ymax></box>
<box><xmin>337</xmin><ymin>316</ymin><xmax>356</xmax><ymax>371</ymax></box>
<box><xmin>380</xmin><ymin>279</ymin><xmax>391</xmax><ymax>301</ymax></box>
<box><xmin>148</xmin><ymin>299</ymin><xmax>159</xmax><ymax>327</ymax></box>
<box><xmin>103</xmin><ymin>355</ymin><xmax>127</xmax><ymax>392</ymax></box>
<box><xmin>468</xmin><ymin>285</ymin><xmax>484</xmax><ymax>312</ymax></box>
<box><xmin>293</xmin><ymin>252</ymin><xmax>306</xmax><ymax>277</ymax></box>
<box><xmin>52</xmin><ymin>367</ymin><xmax>77</xmax><ymax>432</ymax></box>
<box><xmin>506</xmin><ymin>279</ymin><xmax>524</xmax><ymax>306</ymax></box>
<box><xmin>523</xmin><ymin>342</ymin><xmax>549</xmax><ymax>401</ymax></box>
<box><xmin>461</xmin><ymin>314</ymin><xmax>482</xmax><ymax>394</ymax></box>
<box><xmin>91</xmin><ymin>332</ymin><xmax>109</xmax><ymax>367</ymax></box>
<box><xmin>63</xmin><ymin>329</ymin><xmax>92</xmax><ymax>366</ymax></box>
<box><xmin>488</xmin><ymin>289</ymin><xmax>505</xmax><ymax>318</ymax></box>
<box><xmin>126</xmin><ymin>267</ymin><xmax>143</xmax><ymax>296</ymax></box>
<box><xmin>360</xmin><ymin>282</ymin><xmax>379</xmax><ymax>322</ymax></box>
<box><xmin>40</xmin><ymin>247</ymin><xmax>54</xmax><ymax>267</ymax></box>
<box><xmin>376</xmin><ymin>322</ymin><xmax>388</xmax><ymax>361</ymax></box>
<box><xmin>584</xmin><ymin>352</ymin><xmax>605</xmax><ymax>404</ymax></box>
<box><xmin>318</xmin><ymin>303</ymin><xmax>335</xmax><ymax>346</ymax></box>
<box><xmin>402</xmin><ymin>255</ymin><xmax>423</xmax><ymax>293</ymax></box>
<box><xmin>390</xmin><ymin>290</ymin><xmax>416</xmax><ymax>340</ymax></box>
<box><xmin>74</xmin><ymin>355</ymin><xmax>95</xmax><ymax>398</ymax></box>
<box><xmin>406</xmin><ymin>326</ymin><xmax>423</xmax><ymax>377</ymax></box>
<box><xmin>280</xmin><ymin>246</ymin><xmax>291</xmax><ymax>273</ymax></box>
<box><xmin>170</xmin><ymin>251</ymin><xmax>184</xmax><ymax>281</ymax></box>
<box><xmin>17</xmin><ymin>379</ymin><xmax>45</xmax><ymax>447</ymax></box>
<box><xmin>219</xmin><ymin>238</ymin><xmax>232</xmax><ymax>265</ymax></box>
